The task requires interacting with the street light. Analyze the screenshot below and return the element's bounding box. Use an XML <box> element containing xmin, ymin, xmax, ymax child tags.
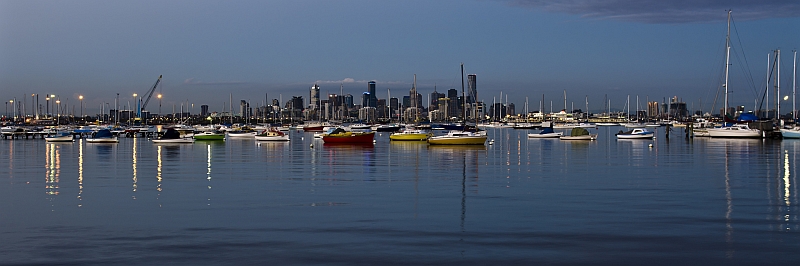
<box><xmin>157</xmin><ymin>94</ymin><xmax>162</xmax><ymax>118</ymax></box>
<box><xmin>79</xmin><ymin>95</ymin><xmax>84</xmax><ymax>120</ymax></box>
<box><xmin>55</xmin><ymin>99</ymin><xmax>60</xmax><ymax>122</ymax></box>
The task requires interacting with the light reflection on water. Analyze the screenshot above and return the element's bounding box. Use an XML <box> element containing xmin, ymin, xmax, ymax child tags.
<box><xmin>0</xmin><ymin>128</ymin><xmax>799</xmax><ymax>265</ymax></box>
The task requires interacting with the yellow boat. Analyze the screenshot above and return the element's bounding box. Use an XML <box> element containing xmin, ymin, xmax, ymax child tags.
<box><xmin>427</xmin><ymin>130</ymin><xmax>487</xmax><ymax>145</ymax></box>
<box><xmin>389</xmin><ymin>128</ymin><xmax>432</xmax><ymax>141</ymax></box>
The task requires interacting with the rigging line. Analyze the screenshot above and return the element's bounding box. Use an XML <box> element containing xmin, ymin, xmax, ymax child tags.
<box><xmin>757</xmin><ymin>53</ymin><xmax>779</xmax><ymax>112</ymax></box>
<box><xmin>731</xmin><ymin>17</ymin><xmax>760</xmax><ymax>99</ymax></box>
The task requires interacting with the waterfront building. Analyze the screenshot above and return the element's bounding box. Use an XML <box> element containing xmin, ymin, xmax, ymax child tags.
<box><xmin>201</xmin><ymin>105</ymin><xmax>209</xmax><ymax>117</ymax></box>
<box><xmin>367</xmin><ymin>81</ymin><xmax>377</xmax><ymax>108</ymax></box>
<box><xmin>310</xmin><ymin>84</ymin><xmax>320</xmax><ymax>111</ymax></box>
<box><xmin>430</xmin><ymin>89</ymin><xmax>444</xmax><ymax>112</ymax></box>
<box><xmin>646</xmin><ymin>101</ymin><xmax>658</xmax><ymax>118</ymax></box>
<box><xmin>669</xmin><ymin>96</ymin><xmax>688</xmax><ymax>119</ymax></box>
<box><xmin>239</xmin><ymin>100</ymin><xmax>250</xmax><ymax>117</ymax></box>
<box><xmin>389</xmin><ymin>97</ymin><xmax>398</xmax><ymax>121</ymax></box>
<box><xmin>467</xmin><ymin>74</ymin><xmax>477</xmax><ymax>104</ymax></box>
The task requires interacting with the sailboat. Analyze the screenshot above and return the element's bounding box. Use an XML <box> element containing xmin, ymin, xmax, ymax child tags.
<box><xmin>708</xmin><ymin>11</ymin><xmax>762</xmax><ymax>138</ymax></box>
<box><xmin>428</xmin><ymin>63</ymin><xmax>488</xmax><ymax>145</ymax></box>
<box><xmin>780</xmin><ymin>51</ymin><xmax>799</xmax><ymax>138</ymax></box>
<box><xmin>86</xmin><ymin>129</ymin><xmax>119</xmax><ymax>143</ymax></box>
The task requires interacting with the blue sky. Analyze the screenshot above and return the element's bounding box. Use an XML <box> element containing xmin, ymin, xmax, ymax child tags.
<box><xmin>1</xmin><ymin>0</ymin><xmax>798</xmax><ymax>115</ymax></box>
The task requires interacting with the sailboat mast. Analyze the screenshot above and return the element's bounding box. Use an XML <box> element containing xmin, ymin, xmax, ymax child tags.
<box><xmin>777</xmin><ymin>49</ymin><xmax>781</xmax><ymax>120</ymax></box>
<box><xmin>723</xmin><ymin>10</ymin><xmax>731</xmax><ymax>117</ymax></box>
<box><xmin>461</xmin><ymin>63</ymin><xmax>466</xmax><ymax>123</ymax></box>
<box><xmin>793</xmin><ymin>50</ymin><xmax>797</xmax><ymax>122</ymax></box>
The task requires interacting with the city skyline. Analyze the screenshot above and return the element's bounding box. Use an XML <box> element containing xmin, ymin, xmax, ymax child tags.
<box><xmin>1</xmin><ymin>0</ymin><xmax>798</xmax><ymax>115</ymax></box>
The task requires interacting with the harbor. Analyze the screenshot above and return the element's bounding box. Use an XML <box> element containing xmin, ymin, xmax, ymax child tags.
<box><xmin>2</xmin><ymin>126</ymin><xmax>799</xmax><ymax>265</ymax></box>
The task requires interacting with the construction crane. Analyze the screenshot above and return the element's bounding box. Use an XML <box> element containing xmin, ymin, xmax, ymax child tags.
<box><xmin>136</xmin><ymin>75</ymin><xmax>162</xmax><ymax>119</ymax></box>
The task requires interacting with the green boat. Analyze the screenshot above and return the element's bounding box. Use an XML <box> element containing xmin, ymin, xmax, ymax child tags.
<box><xmin>193</xmin><ymin>131</ymin><xmax>225</xmax><ymax>141</ymax></box>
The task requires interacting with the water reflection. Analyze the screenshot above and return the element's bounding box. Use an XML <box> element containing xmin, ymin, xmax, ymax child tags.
<box><xmin>78</xmin><ymin>140</ymin><xmax>83</xmax><ymax>206</ymax></box>
<box><xmin>157</xmin><ymin>145</ymin><xmax>163</xmax><ymax>192</ymax></box>
<box><xmin>132</xmin><ymin>137</ymin><xmax>138</xmax><ymax>194</ymax></box>
<box><xmin>44</xmin><ymin>143</ymin><xmax>60</xmax><ymax>196</ymax></box>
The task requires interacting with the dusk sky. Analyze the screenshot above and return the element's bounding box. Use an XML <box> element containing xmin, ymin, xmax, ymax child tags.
<box><xmin>1</xmin><ymin>0</ymin><xmax>799</xmax><ymax>115</ymax></box>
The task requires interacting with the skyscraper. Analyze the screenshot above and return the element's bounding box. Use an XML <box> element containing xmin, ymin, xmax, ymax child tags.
<box><xmin>239</xmin><ymin>100</ymin><xmax>250</xmax><ymax>117</ymax></box>
<box><xmin>310</xmin><ymin>84</ymin><xmax>320</xmax><ymax>110</ymax></box>
<box><xmin>200</xmin><ymin>105</ymin><xmax>209</xmax><ymax>117</ymax></box>
<box><xmin>367</xmin><ymin>81</ymin><xmax>377</xmax><ymax>107</ymax></box>
<box><xmin>467</xmin><ymin>74</ymin><xmax>477</xmax><ymax>104</ymax></box>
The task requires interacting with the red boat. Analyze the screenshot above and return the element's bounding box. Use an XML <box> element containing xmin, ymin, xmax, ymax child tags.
<box><xmin>321</xmin><ymin>128</ymin><xmax>375</xmax><ymax>144</ymax></box>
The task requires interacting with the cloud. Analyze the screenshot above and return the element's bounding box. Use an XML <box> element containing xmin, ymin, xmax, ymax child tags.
<box><xmin>503</xmin><ymin>0</ymin><xmax>800</xmax><ymax>23</ymax></box>
<box><xmin>313</xmin><ymin>78</ymin><xmax>363</xmax><ymax>84</ymax></box>
<box><xmin>184</xmin><ymin>78</ymin><xmax>247</xmax><ymax>85</ymax></box>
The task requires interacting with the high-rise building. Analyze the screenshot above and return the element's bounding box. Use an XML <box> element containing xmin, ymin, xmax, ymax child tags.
<box><xmin>239</xmin><ymin>100</ymin><xmax>250</xmax><ymax>117</ymax></box>
<box><xmin>430</xmin><ymin>86</ymin><xmax>444</xmax><ymax>111</ymax></box>
<box><xmin>310</xmin><ymin>84</ymin><xmax>320</xmax><ymax>110</ymax></box>
<box><xmin>367</xmin><ymin>81</ymin><xmax>377</xmax><ymax>108</ymax></box>
<box><xmin>467</xmin><ymin>74</ymin><xmax>477</xmax><ymax>104</ymax></box>
<box><xmin>389</xmin><ymin>97</ymin><xmax>398</xmax><ymax>120</ymax></box>
<box><xmin>201</xmin><ymin>105</ymin><xmax>209</xmax><ymax>117</ymax></box>
<box><xmin>362</xmin><ymin>92</ymin><xmax>371</xmax><ymax>108</ymax></box>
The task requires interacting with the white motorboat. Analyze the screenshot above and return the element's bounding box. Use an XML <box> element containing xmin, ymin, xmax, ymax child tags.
<box><xmin>153</xmin><ymin>128</ymin><xmax>195</xmax><ymax>144</ymax></box>
<box><xmin>560</xmin><ymin>128</ymin><xmax>598</xmax><ymax>140</ymax></box>
<box><xmin>707</xmin><ymin>124</ymin><xmax>762</xmax><ymax>138</ymax></box>
<box><xmin>615</xmin><ymin>128</ymin><xmax>654</xmax><ymax>139</ymax></box>
<box><xmin>86</xmin><ymin>129</ymin><xmax>119</xmax><ymax>143</ymax></box>
<box><xmin>527</xmin><ymin>127</ymin><xmax>562</xmax><ymax>138</ymax></box>
<box><xmin>781</xmin><ymin>127</ymin><xmax>800</xmax><ymax>139</ymax></box>
<box><xmin>44</xmin><ymin>132</ymin><xmax>74</xmax><ymax>142</ymax></box>
<box><xmin>428</xmin><ymin>130</ymin><xmax>487</xmax><ymax>145</ymax></box>
<box><xmin>255</xmin><ymin>129</ymin><xmax>290</xmax><ymax>141</ymax></box>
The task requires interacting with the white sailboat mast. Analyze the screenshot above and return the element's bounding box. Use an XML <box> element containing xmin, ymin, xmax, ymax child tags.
<box><xmin>777</xmin><ymin>49</ymin><xmax>781</xmax><ymax>119</ymax></box>
<box><xmin>793</xmin><ymin>50</ymin><xmax>797</xmax><ymax>122</ymax></box>
<box><xmin>723</xmin><ymin>10</ymin><xmax>731</xmax><ymax>117</ymax></box>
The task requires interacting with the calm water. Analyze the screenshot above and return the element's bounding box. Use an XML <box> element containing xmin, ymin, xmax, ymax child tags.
<box><xmin>1</xmin><ymin>127</ymin><xmax>799</xmax><ymax>265</ymax></box>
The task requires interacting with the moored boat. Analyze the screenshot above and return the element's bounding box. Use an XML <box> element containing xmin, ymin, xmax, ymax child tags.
<box><xmin>427</xmin><ymin>130</ymin><xmax>487</xmax><ymax>145</ymax></box>
<box><xmin>153</xmin><ymin>128</ymin><xmax>195</xmax><ymax>144</ymax></box>
<box><xmin>560</xmin><ymin>127</ymin><xmax>598</xmax><ymax>140</ymax></box>
<box><xmin>194</xmin><ymin>131</ymin><xmax>225</xmax><ymax>141</ymax></box>
<box><xmin>389</xmin><ymin>127</ymin><xmax>432</xmax><ymax>141</ymax></box>
<box><xmin>86</xmin><ymin>129</ymin><xmax>119</xmax><ymax>143</ymax></box>
<box><xmin>781</xmin><ymin>127</ymin><xmax>800</xmax><ymax>139</ymax></box>
<box><xmin>44</xmin><ymin>132</ymin><xmax>74</xmax><ymax>142</ymax></box>
<box><xmin>527</xmin><ymin>127</ymin><xmax>562</xmax><ymax>138</ymax></box>
<box><xmin>255</xmin><ymin>128</ymin><xmax>290</xmax><ymax>141</ymax></box>
<box><xmin>321</xmin><ymin>128</ymin><xmax>375</xmax><ymax>144</ymax></box>
<box><xmin>615</xmin><ymin>128</ymin><xmax>654</xmax><ymax>139</ymax></box>
<box><xmin>707</xmin><ymin>124</ymin><xmax>762</xmax><ymax>138</ymax></box>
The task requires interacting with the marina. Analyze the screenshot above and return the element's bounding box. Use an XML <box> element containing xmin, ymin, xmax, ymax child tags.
<box><xmin>2</xmin><ymin>126</ymin><xmax>799</xmax><ymax>265</ymax></box>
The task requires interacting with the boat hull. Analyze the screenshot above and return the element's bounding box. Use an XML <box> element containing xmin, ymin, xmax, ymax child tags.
<box><xmin>708</xmin><ymin>127</ymin><xmax>761</xmax><ymax>138</ymax></box>
<box><xmin>255</xmin><ymin>135</ymin><xmax>290</xmax><ymax>141</ymax></box>
<box><xmin>322</xmin><ymin>132</ymin><xmax>375</xmax><ymax>144</ymax></box>
<box><xmin>560</xmin><ymin>134</ymin><xmax>598</xmax><ymax>140</ymax></box>
<box><xmin>527</xmin><ymin>133</ymin><xmax>562</xmax><ymax>138</ymax></box>
<box><xmin>615</xmin><ymin>133</ymin><xmax>653</xmax><ymax>139</ymax></box>
<box><xmin>45</xmin><ymin>136</ymin><xmax>74</xmax><ymax>142</ymax></box>
<box><xmin>389</xmin><ymin>133</ymin><xmax>431</xmax><ymax>141</ymax></box>
<box><xmin>781</xmin><ymin>129</ymin><xmax>800</xmax><ymax>139</ymax></box>
<box><xmin>86</xmin><ymin>137</ymin><xmax>119</xmax><ymax>143</ymax></box>
<box><xmin>194</xmin><ymin>134</ymin><xmax>225</xmax><ymax>140</ymax></box>
<box><xmin>152</xmin><ymin>138</ymin><xmax>194</xmax><ymax>144</ymax></box>
<box><xmin>427</xmin><ymin>136</ymin><xmax>487</xmax><ymax>145</ymax></box>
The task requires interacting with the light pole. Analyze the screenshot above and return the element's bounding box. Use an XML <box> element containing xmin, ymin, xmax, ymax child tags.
<box><xmin>55</xmin><ymin>99</ymin><xmax>60</xmax><ymax>124</ymax></box>
<box><xmin>10</xmin><ymin>99</ymin><xmax>15</xmax><ymax>121</ymax></box>
<box><xmin>133</xmin><ymin>93</ymin><xmax>138</xmax><ymax>122</ymax></box>
<box><xmin>79</xmin><ymin>95</ymin><xmax>84</xmax><ymax>120</ymax></box>
<box><xmin>158</xmin><ymin>94</ymin><xmax>162</xmax><ymax>117</ymax></box>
